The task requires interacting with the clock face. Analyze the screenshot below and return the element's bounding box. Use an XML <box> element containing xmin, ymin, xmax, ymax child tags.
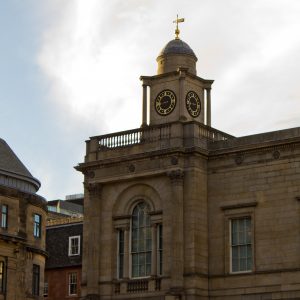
<box><xmin>155</xmin><ymin>90</ymin><xmax>176</xmax><ymax>116</ymax></box>
<box><xmin>186</xmin><ymin>91</ymin><xmax>201</xmax><ymax>117</ymax></box>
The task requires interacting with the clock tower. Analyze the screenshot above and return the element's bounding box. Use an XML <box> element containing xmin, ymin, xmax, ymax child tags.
<box><xmin>140</xmin><ymin>17</ymin><xmax>213</xmax><ymax>127</ymax></box>
<box><xmin>77</xmin><ymin>17</ymin><xmax>233</xmax><ymax>300</ymax></box>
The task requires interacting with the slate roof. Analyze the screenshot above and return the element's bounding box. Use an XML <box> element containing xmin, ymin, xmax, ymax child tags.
<box><xmin>158</xmin><ymin>39</ymin><xmax>197</xmax><ymax>58</ymax></box>
<box><xmin>0</xmin><ymin>138</ymin><xmax>33</xmax><ymax>177</ymax></box>
<box><xmin>0</xmin><ymin>138</ymin><xmax>40</xmax><ymax>191</ymax></box>
<box><xmin>48</xmin><ymin>199</ymin><xmax>84</xmax><ymax>214</ymax></box>
<box><xmin>46</xmin><ymin>222</ymin><xmax>83</xmax><ymax>269</ymax></box>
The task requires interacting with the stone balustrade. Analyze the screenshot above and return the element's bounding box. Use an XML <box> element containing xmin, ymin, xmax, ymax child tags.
<box><xmin>86</xmin><ymin>121</ymin><xmax>233</xmax><ymax>156</ymax></box>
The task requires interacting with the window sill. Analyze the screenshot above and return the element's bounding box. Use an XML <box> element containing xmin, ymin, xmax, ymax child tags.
<box><xmin>229</xmin><ymin>270</ymin><xmax>253</xmax><ymax>275</ymax></box>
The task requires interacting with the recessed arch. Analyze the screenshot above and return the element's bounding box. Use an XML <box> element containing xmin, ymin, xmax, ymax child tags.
<box><xmin>112</xmin><ymin>183</ymin><xmax>162</xmax><ymax>216</ymax></box>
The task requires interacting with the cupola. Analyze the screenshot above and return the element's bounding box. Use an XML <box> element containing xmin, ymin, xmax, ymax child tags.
<box><xmin>156</xmin><ymin>16</ymin><xmax>197</xmax><ymax>75</ymax></box>
<box><xmin>157</xmin><ymin>38</ymin><xmax>197</xmax><ymax>75</ymax></box>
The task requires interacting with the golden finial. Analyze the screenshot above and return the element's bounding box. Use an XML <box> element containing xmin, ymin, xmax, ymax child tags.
<box><xmin>173</xmin><ymin>14</ymin><xmax>185</xmax><ymax>39</ymax></box>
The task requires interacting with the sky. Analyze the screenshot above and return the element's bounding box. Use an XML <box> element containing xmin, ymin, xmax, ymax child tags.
<box><xmin>1</xmin><ymin>0</ymin><xmax>300</xmax><ymax>200</ymax></box>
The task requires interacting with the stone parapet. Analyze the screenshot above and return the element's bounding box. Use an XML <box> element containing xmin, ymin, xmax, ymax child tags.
<box><xmin>79</xmin><ymin>121</ymin><xmax>233</xmax><ymax>165</ymax></box>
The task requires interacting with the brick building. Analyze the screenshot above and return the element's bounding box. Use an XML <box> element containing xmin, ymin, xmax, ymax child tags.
<box><xmin>45</xmin><ymin>216</ymin><xmax>83</xmax><ymax>300</ymax></box>
<box><xmin>76</xmin><ymin>27</ymin><xmax>300</xmax><ymax>299</ymax></box>
<box><xmin>0</xmin><ymin>138</ymin><xmax>47</xmax><ymax>300</ymax></box>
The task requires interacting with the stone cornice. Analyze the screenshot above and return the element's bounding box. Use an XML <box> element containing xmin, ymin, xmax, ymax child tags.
<box><xmin>0</xmin><ymin>184</ymin><xmax>47</xmax><ymax>211</ymax></box>
<box><xmin>26</xmin><ymin>245</ymin><xmax>49</xmax><ymax>258</ymax></box>
<box><xmin>140</xmin><ymin>70</ymin><xmax>214</xmax><ymax>85</ymax></box>
<box><xmin>0</xmin><ymin>233</ymin><xmax>48</xmax><ymax>257</ymax></box>
<box><xmin>0</xmin><ymin>232</ymin><xmax>26</xmax><ymax>243</ymax></box>
<box><xmin>76</xmin><ymin>147</ymin><xmax>208</xmax><ymax>172</ymax></box>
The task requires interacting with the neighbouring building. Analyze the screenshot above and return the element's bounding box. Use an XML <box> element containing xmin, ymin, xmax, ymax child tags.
<box><xmin>0</xmin><ymin>138</ymin><xmax>47</xmax><ymax>300</ymax></box>
<box><xmin>76</xmin><ymin>22</ymin><xmax>300</xmax><ymax>299</ymax></box>
<box><xmin>47</xmin><ymin>194</ymin><xmax>84</xmax><ymax>218</ymax></box>
<box><xmin>45</xmin><ymin>212</ymin><xmax>83</xmax><ymax>299</ymax></box>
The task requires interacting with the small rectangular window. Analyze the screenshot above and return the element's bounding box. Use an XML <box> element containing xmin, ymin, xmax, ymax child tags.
<box><xmin>43</xmin><ymin>279</ymin><xmax>48</xmax><ymax>297</ymax></box>
<box><xmin>157</xmin><ymin>224</ymin><xmax>163</xmax><ymax>275</ymax></box>
<box><xmin>33</xmin><ymin>214</ymin><xmax>41</xmax><ymax>238</ymax></box>
<box><xmin>32</xmin><ymin>264</ymin><xmax>40</xmax><ymax>296</ymax></box>
<box><xmin>1</xmin><ymin>205</ymin><xmax>8</xmax><ymax>229</ymax></box>
<box><xmin>68</xmin><ymin>236</ymin><xmax>80</xmax><ymax>256</ymax></box>
<box><xmin>0</xmin><ymin>261</ymin><xmax>5</xmax><ymax>294</ymax></box>
<box><xmin>118</xmin><ymin>230</ymin><xmax>124</xmax><ymax>279</ymax></box>
<box><xmin>68</xmin><ymin>273</ymin><xmax>77</xmax><ymax>295</ymax></box>
<box><xmin>231</xmin><ymin>218</ymin><xmax>252</xmax><ymax>273</ymax></box>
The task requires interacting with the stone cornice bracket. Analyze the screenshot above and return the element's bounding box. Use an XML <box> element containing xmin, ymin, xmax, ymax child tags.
<box><xmin>167</xmin><ymin>169</ymin><xmax>184</xmax><ymax>185</ymax></box>
<box><xmin>84</xmin><ymin>182</ymin><xmax>103</xmax><ymax>198</ymax></box>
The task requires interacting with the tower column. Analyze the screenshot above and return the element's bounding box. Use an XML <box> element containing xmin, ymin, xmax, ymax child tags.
<box><xmin>178</xmin><ymin>68</ymin><xmax>187</xmax><ymax>121</ymax></box>
<box><xmin>142</xmin><ymin>84</ymin><xmax>148</xmax><ymax>126</ymax></box>
<box><xmin>206</xmin><ymin>88</ymin><xmax>211</xmax><ymax>126</ymax></box>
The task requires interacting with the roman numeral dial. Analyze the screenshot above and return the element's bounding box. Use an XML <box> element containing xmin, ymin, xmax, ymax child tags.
<box><xmin>186</xmin><ymin>91</ymin><xmax>201</xmax><ymax>117</ymax></box>
<box><xmin>155</xmin><ymin>90</ymin><xmax>177</xmax><ymax>116</ymax></box>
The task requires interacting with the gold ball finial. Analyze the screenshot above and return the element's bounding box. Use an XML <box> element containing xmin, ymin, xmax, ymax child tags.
<box><xmin>173</xmin><ymin>14</ymin><xmax>185</xmax><ymax>39</ymax></box>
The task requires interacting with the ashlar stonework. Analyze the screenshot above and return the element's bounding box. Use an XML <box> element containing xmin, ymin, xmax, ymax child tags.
<box><xmin>76</xmin><ymin>31</ymin><xmax>300</xmax><ymax>300</ymax></box>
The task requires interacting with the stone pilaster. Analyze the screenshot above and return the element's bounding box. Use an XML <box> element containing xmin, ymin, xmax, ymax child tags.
<box><xmin>83</xmin><ymin>182</ymin><xmax>103</xmax><ymax>297</ymax></box>
<box><xmin>151</xmin><ymin>223</ymin><xmax>158</xmax><ymax>276</ymax></box>
<box><xmin>167</xmin><ymin>169</ymin><xmax>184</xmax><ymax>292</ymax></box>
<box><xmin>123</xmin><ymin>225</ymin><xmax>130</xmax><ymax>279</ymax></box>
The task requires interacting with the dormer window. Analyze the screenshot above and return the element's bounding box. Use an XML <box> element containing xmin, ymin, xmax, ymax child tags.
<box><xmin>68</xmin><ymin>236</ymin><xmax>80</xmax><ymax>256</ymax></box>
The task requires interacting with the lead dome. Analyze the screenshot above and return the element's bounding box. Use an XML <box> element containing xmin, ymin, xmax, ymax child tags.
<box><xmin>156</xmin><ymin>39</ymin><xmax>198</xmax><ymax>75</ymax></box>
<box><xmin>158</xmin><ymin>39</ymin><xmax>197</xmax><ymax>58</ymax></box>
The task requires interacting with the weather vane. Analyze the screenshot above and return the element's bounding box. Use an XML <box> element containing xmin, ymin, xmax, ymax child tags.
<box><xmin>173</xmin><ymin>14</ymin><xmax>185</xmax><ymax>39</ymax></box>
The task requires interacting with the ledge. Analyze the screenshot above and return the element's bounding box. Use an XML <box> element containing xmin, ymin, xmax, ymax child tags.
<box><xmin>220</xmin><ymin>201</ymin><xmax>258</xmax><ymax>210</ymax></box>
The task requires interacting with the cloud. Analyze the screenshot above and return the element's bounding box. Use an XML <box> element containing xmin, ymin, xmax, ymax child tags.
<box><xmin>37</xmin><ymin>0</ymin><xmax>162</xmax><ymax>135</ymax></box>
<box><xmin>33</xmin><ymin>0</ymin><xmax>300</xmax><ymax>198</ymax></box>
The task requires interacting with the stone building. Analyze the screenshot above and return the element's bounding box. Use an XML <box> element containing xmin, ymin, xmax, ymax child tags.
<box><xmin>0</xmin><ymin>138</ymin><xmax>47</xmax><ymax>299</ymax></box>
<box><xmin>76</xmin><ymin>25</ymin><xmax>300</xmax><ymax>299</ymax></box>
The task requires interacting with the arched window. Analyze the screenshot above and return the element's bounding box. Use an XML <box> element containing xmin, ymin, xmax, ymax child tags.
<box><xmin>131</xmin><ymin>202</ymin><xmax>151</xmax><ymax>278</ymax></box>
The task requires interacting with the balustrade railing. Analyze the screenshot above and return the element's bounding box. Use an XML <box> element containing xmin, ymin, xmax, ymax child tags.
<box><xmin>198</xmin><ymin>125</ymin><xmax>233</xmax><ymax>141</ymax></box>
<box><xmin>97</xmin><ymin>124</ymin><xmax>171</xmax><ymax>150</ymax></box>
<box><xmin>90</xmin><ymin>122</ymin><xmax>233</xmax><ymax>152</ymax></box>
<box><xmin>127</xmin><ymin>279</ymin><xmax>149</xmax><ymax>293</ymax></box>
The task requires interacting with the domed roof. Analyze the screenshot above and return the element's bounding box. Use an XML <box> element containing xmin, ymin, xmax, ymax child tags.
<box><xmin>0</xmin><ymin>138</ymin><xmax>40</xmax><ymax>193</ymax></box>
<box><xmin>158</xmin><ymin>39</ymin><xmax>197</xmax><ymax>59</ymax></box>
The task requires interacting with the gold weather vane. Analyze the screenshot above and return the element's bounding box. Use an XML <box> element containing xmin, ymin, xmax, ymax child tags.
<box><xmin>173</xmin><ymin>14</ymin><xmax>185</xmax><ymax>39</ymax></box>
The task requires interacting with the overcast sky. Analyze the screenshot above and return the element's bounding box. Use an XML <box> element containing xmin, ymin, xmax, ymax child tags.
<box><xmin>1</xmin><ymin>1</ymin><xmax>300</xmax><ymax>200</ymax></box>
